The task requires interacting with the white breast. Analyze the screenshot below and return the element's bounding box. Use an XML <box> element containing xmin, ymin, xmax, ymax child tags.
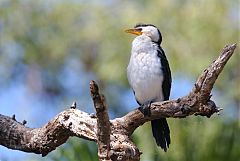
<box><xmin>127</xmin><ymin>35</ymin><xmax>164</xmax><ymax>105</ymax></box>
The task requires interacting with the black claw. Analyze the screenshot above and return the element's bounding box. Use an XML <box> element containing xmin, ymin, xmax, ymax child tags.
<box><xmin>143</xmin><ymin>105</ymin><xmax>151</xmax><ymax>116</ymax></box>
<box><xmin>138</xmin><ymin>106</ymin><xmax>144</xmax><ymax>114</ymax></box>
<box><xmin>139</xmin><ymin>101</ymin><xmax>152</xmax><ymax>117</ymax></box>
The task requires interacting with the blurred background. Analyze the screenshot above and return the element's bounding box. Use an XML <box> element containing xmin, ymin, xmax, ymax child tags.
<box><xmin>0</xmin><ymin>0</ymin><xmax>239</xmax><ymax>161</ymax></box>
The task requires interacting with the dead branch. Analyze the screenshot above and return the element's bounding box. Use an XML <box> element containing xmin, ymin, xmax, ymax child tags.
<box><xmin>90</xmin><ymin>80</ymin><xmax>111</xmax><ymax>160</ymax></box>
<box><xmin>0</xmin><ymin>44</ymin><xmax>237</xmax><ymax>161</ymax></box>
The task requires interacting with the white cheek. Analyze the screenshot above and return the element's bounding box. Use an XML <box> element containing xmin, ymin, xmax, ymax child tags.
<box><xmin>143</xmin><ymin>31</ymin><xmax>152</xmax><ymax>38</ymax></box>
<box><xmin>143</xmin><ymin>30</ymin><xmax>158</xmax><ymax>42</ymax></box>
<box><xmin>151</xmin><ymin>31</ymin><xmax>159</xmax><ymax>42</ymax></box>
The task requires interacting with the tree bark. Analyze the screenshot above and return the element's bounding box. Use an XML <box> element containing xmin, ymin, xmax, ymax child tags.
<box><xmin>90</xmin><ymin>80</ymin><xmax>111</xmax><ymax>160</ymax></box>
<box><xmin>0</xmin><ymin>44</ymin><xmax>237</xmax><ymax>161</ymax></box>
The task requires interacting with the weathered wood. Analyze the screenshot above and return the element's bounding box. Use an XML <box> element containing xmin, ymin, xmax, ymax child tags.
<box><xmin>90</xmin><ymin>80</ymin><xmax>111</xmax><ymax>160</ymax></box>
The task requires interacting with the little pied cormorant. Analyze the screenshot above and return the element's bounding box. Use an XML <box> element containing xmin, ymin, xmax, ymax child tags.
<box><xmin>125</xmin><ymin>23</ymin><xmax>172</xmax><ymax>151</ymax></box>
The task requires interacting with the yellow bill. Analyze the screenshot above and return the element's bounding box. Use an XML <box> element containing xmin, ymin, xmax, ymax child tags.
<box><xmin>125</xmin><ymin>28</ymin><xmax>142</xmax><ymax>35</ymax></box>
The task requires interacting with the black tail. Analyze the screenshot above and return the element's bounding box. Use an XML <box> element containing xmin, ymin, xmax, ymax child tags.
<box><xmin>151</xmin><ymin>118</ymin><xmax>170</xmax><ymax>151</ymax></box>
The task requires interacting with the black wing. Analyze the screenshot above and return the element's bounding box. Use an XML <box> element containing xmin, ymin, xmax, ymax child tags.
<box><xmin>157</xmin><ymin>47</ymin><xmax>171</xmax><ymax>100</ymax></box>
<box><xmin>151</xmin><ymin>46</ymin><xmax>172</xmax><ymax>151</ymax></box>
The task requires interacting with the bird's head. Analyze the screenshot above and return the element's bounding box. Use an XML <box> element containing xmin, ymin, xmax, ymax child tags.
<box><xmin>125</xmin><ymin>23</ymin><xmax>162</xmax><ymax>44</ymax></box>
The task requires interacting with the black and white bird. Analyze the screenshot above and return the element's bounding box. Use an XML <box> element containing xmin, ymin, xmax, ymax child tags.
<box><xmin>125</xmin><ymin>23</ymin><xmax>172</xmax><ymax>151</ymax></box>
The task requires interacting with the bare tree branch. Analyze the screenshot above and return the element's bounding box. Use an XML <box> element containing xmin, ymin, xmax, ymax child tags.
<box><xmin>90</xmin><ymin>80</ymin><xmax>111</xmax><ymax>160</ymax></box>
<box><xmin>0</xmin><ymin>44</ymin><xmax>237</xmax><ymax>161</ymax></box>
<box><xmin>0</xmin><ymin>109</ymin><xmax>96</xmax><ymax>156</ymax></box>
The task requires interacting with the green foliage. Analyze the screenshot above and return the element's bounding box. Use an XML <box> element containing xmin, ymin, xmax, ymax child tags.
<box><xmin>133</xmin><ymin>118</ymin><xmax>240</xmax><ymax>161</ymax></box>
<box><xmin>50</xmin><ymin>138</ymin><xmax>98</xmax><ymax>161</ymax></box>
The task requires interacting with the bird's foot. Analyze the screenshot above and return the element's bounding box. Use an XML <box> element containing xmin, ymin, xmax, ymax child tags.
<box><xmin>138</xmin><ymin>101</ymin><xmax>152</xmax><ymax>117</ymax></box>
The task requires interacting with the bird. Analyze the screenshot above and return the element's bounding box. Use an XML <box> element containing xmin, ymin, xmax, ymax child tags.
<box><xmin>125</xmin><ymin>23</ymin><xmax>172</xmax><ymax>151</ymax></box>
